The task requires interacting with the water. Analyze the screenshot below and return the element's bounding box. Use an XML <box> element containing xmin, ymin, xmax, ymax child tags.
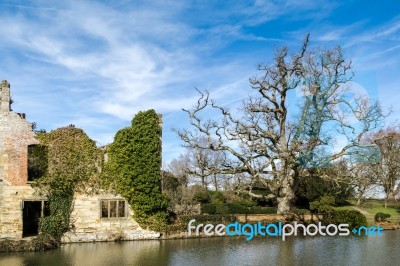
<box><xmin>1</xmin><ymin>230</ymin><xmax>400</xmax><ymax>266</ymax></box>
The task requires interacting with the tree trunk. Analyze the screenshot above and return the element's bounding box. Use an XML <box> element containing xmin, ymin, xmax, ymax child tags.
<box><xmin>387</xmin><ymin>191</ymin><xmax>395</xmax><ymax>201</ymax></box>
<box><xmin>356</xmin><ymin>197</ymin><xmax>361</xmax><ymax>206</ymax></box>
<box><xmin>213</xmin><ymin>174</ymin><xmax>218</xmax><ymax>191</ymax></box>
<box><xmin>276</xmin><ymin>177</ymin><xmax>295</xmax><ymax>214</ymax></box>
<box><xmin>277</xmin><ymin>196</ymin><xmax>292</xmax><ymax>214</ymax></box>
<box><xmin>200</xmin><ymin>171</ymin><xmax>207</xmax><ymax>190</ymax></box>
<box><xmin>384</xmin><ymin>191</ymin><xmax>395</xmax><ymax>208</ymax></box>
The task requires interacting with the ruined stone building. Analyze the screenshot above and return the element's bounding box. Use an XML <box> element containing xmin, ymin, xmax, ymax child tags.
<box><xmin>0</xmin><ymin>80</ymin><xmax>159</xmax><ymax>242</ymax></box>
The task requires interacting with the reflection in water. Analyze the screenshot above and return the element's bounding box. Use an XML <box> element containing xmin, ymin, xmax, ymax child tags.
<box><xmin>1</xmin><ymin>231</ymin><xmax>400</xmax><ymax>266</ymax></box>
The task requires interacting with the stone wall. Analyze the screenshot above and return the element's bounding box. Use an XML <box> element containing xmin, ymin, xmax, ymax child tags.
<box><xmin>0</xmin><ymin>184</ymin><xmax>44</xmax><ymax>239</ymax></box>
<box><xmin>61</xmin><ymin>193</ymin><xmax>160</xmax><ymax>243</ymax></box>
<box><xmin>0</xmin><ymin>186</ymin><xmax>160</xmax><ymax>241</ymax></box>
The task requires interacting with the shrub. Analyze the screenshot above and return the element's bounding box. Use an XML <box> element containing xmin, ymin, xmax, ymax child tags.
<box><xmin>193</xmin><ymin>190</ymin><xmax>212</xmax><ymax>204</ymax></box>
<box><xmin>237</xmin><ymin>201</ymin><xmax>256</xmax><ymax>207</ymax></box>
<box><xmin>322</xmin><ymin>210</ymin><xmax>367</xmax><ymax>229</ymax></box>
<box><xmin>226</xmin><ymin>203</ymin><xmax>250</xmax><ymax>214</ymax></box>
<box><xmin>211</xmin><ymin>191</ymin><xmax>226</xmax><ymax>203</ymax></box>
<box><xmin>309</xmin><ymin>196</ymin><xmax>335</xmax><ymax>213</ymax></box>
<box><xmin>215</xmin><ymin>202</ymin><xmax>229</xmax><ymax>214</ymax></box>
<box><xmin>201</xmin><ymin>202</ymin><xmax>277</xmax><ymax>215</ymax></box>
<box><xmin>375</xmin><ymin>212</ymin><xmax>391</xmax><ymax>222</ymax></box>
<box><xmin>201</xmin><ymin>203</ymin><xmax>216</xmax><ymax>214</ymax></box>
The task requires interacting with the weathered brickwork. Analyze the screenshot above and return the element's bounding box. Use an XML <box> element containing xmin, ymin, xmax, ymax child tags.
<box><xmin>0</xmin><ymin>80</ymin><xmax>159</xmax><ymax>242</ymax></box>
<box><xmin>0</xmin><ymin>81</ymin><xmax>39</xmax><ymax>185</ymax></box>
<box><xmin>0</xmin><ymin>80</ymin><xmax>42</xmax><ymax>238</ymax></box>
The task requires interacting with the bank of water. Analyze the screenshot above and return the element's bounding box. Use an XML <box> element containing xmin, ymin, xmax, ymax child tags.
<box><xmin>1</xmin><ymin>230</ymin><xmax>399</xmax><ymax>266</ymax></box>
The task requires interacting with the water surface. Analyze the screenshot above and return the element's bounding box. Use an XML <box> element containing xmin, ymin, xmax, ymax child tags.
<box><xmin>1</xmin><ymin>230</ymin><xmax>399</xmax><ymax>266</ymax></box>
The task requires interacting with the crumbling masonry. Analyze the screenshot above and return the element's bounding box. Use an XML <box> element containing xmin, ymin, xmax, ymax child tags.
<box><xmin>0</xmin><ymin>80</ymin><xmax>159</xmax><ymax>242</ymax></box>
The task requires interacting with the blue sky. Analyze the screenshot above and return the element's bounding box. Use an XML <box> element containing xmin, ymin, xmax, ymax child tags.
<box><xmin>0</xmin><ymin>0</ymin><xmax>399</xmax><ymax>165</ymax></box>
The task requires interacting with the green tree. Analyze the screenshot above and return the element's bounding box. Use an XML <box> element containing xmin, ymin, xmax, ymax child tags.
<box><xmin>104</xmin><ymin>110</ymin><xmax>169</xmax><ymax>231</ymax></box>
<box><xmin>295</xmin><ymin>160</ymin><xmax>353</xmax><ymax>207</ymax></box>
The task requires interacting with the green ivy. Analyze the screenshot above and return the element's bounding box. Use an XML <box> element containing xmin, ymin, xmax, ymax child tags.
<box><xmin>27</xmin><ymin>144</ymin><xmax>48</xmax><ymax>181</ymax></box>
<box><xmin>34</xmin><ymin>126</ymin><xmax>100</xmax><ymax>242</ymax></box>
<box><xmin>38</xmin><ymin>192</ymin><xmax>73</xmax><ymax>241</ymax></box>
<box><xmin>104</xmin><ymin>110</ymin><xmax>169</xmax><ymax>231</ymax></box>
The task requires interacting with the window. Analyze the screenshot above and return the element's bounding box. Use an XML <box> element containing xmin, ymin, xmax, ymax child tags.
<box><xmin>28</xmin><ymin>144</ymin><xmax>48</xmax><ymax>182</ymax></box>
<box><xmin>22</xmin><ymin>200</ymin><xmax>49</xmax><ymax>237</ymax></box>
<box><xmin>101</xmin><ymin>200</ymin><xmax>126</xmax><ymax>218</ymax></box>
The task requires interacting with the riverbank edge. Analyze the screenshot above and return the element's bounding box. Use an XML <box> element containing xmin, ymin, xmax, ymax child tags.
<box><xmin>0</xmin><ymin>236</ymin><xmax>58</xmax><ymax>252</ymax></box>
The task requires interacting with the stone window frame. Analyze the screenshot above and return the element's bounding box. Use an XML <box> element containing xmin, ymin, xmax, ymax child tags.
<box><xmin>99</xmin><ymin>199</ymin><xmax>128</xmax><ymax>219</ymax></box>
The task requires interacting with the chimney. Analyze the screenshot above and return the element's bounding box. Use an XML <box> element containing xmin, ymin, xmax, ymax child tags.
<box><xmin>1</xmin><ymin>80</ymin><xmax>11</xmax><ymax>112</ymax></box>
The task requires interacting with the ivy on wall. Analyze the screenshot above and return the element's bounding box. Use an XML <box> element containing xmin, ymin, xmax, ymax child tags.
<box><xmin>32</xmin><ymin>110</ymin><xmax>169</xmax><ymax>241</ymax></box>
<box><xmin>103</xmin><ymin>110</ymin><xmax>169</xmax><ymax>231</ymax></box>
<box><xmin>34</xmin><ymin>126</ymin><xmax>101</xmax><ymax>242</ymax></box>
<box><xmin>27</xmin><ymin>144</ymin><xmax>48</xmax><ymax>181</ymax></box>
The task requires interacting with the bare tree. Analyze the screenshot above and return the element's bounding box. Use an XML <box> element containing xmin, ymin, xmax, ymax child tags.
<box><xmin>168</xmin><ymin>153</ymin><xmax>191</xmax><ymax>187</ymax></box>
<box><xmin>167</xmin><ymin>145</ymin><xmax>229</xmax><ymax>190</ymax></box>
<box><xmin>351</xmin><ymin>164</ymin><xmax>379</xmax><ymax>205</ymax></box>
<box><xmin>367</xmin><ymin>128</ymin><xmax>400</xmax><ymax>207</ymax></box>
<box><xmin>176</xmin><ymin>35</ymin><xmax>384</xmax><ymax>213</ymax></box>
<box><xmin>187</xmin><ymin>139</ymin><xmax>228</xmax><ymax>190</ymax></box>
<box><xmin>340</xmin><ymin>158</ymin><xmax>378</xmax><ymax>206</ymax></box>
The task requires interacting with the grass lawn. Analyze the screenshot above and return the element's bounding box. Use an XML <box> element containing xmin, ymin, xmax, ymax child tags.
<box><xmin>347</xmin><ymin>199</ymin><xmax>400</xmax><ymax>216</ymax></box>
<box><xmin>333</xmin><ymin>206</ymin><xmax>356</xmax><ymax>211</ymax></box>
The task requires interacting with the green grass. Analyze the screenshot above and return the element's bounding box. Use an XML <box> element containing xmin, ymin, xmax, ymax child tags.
<box><xmin>364</xmin><ymin>207</ymin><xmax>399</xmax><ymax>216</ymax></box>
<box><xmin>333</xmin><ymin>206</ymin><xmax>356</xmax><ymax>211</ymax></box>
<box><xmin>346</xmin><ymin>199</ymin><xmax>400</xmax><ymax>216</ymax></box>
<box><xmin>333</xmin><ymin>199</ymin><xmax>400</xmax><ymax>225</ymax></box>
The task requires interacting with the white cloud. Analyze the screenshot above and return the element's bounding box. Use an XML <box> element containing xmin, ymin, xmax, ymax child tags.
<box><xmin>0</xmin><ymin>0</ymin><xmax>398</xmax><ymax>164</ymax></box>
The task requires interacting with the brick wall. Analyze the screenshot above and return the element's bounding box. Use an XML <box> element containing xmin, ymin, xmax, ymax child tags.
<box><xmin>0</xmin><ymin>112</ymin><xmax>39</xmax><ymax>185</ymax></box>
<box><xmin>0</xmin><ymin>80</ymin><xmax>41</xmax><ymax>238</ymax></box>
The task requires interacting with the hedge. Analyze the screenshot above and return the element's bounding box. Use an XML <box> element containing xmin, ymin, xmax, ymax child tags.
<box><xmin>201</xmin><ymin>203</ymin><xmax>277</xmax><ymax>215</ymax></box>
<box><xmin>321</xmin><ymin>210</ymin><xmax>367</xmax><ymax>229</ymax></box>
<box><xmin>375</xmin><ymin>212</ymin><xmax>391</xmax><ymax>222</ymax></box>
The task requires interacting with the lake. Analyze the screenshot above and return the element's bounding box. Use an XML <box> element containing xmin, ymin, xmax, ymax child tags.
<box><xmin>1</xmin><ymin>230</ymin><xmax>400</xmax><ymax>266</ymax></box>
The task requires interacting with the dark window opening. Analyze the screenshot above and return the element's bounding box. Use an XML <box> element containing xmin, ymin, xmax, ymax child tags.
<box><xmin>22</xmin><ymin>200</ymin><xmax>48</xmax><ymax>237</ymax></box>
<box><xmin>101</xmin><ymin>200</ymin><xmax>126</xmax><ymax>218</ymax></box>
<box><xmin>28</xmin><ymin>144</ymin><xmax>48</xmax><ymax>182</ymax></box>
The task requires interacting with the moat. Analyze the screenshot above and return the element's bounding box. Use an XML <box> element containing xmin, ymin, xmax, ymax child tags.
<box><xmin>1</xmin><ymin>230</ymin><xmax>400</xmax><ymax>266</ymax></box>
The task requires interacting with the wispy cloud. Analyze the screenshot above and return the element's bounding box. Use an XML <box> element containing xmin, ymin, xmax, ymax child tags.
<box><xmin>0</xmin><ymin>0</ymin><xmax>398</xmax><ymax>164</ymax></box>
